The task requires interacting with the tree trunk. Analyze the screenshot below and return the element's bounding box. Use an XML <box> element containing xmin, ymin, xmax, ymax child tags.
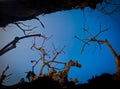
<box><xmin>115</xmin><ymin>55</ymin><xmax>120</xmax><ymax>79</ymax></box>
<box><xmin>92</xmin><ymin>39</ymin><xmax>120</xmax><ymax>80</ymax></box>
<box><xmin>0</xmin><ymin>0</ymin><xmax>103</xmax><ymax>27</ymax></box>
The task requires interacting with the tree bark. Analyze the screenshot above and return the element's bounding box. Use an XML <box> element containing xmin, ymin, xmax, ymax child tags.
<box><xmin>91</xmin><ymin>39</ymin><xmax>120</xmax><ymax>80</ymax></box>
<box><xmin>0</xmin><ymin>0</ymin><xmax>103</xmax><ymax>27</ymax></box>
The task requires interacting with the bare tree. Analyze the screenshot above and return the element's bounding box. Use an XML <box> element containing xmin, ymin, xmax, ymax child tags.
<box><xmin>27</xmin><ymin>37</ymin><xmax>81</xmax><ymax>85</ymax></box>
<box><xmin>0</xmin><ymin>0</ymin><xmax>120</xmax><ymax>88</ymax></box>
<box><xmin>75</xmin><ymin>24</ymin><xmax>120</xmax><ymax>80</ymax></box>
<box><xmin>52</xmin><ymin>60</ymin><xmax>81</xmax><ymax>85</ymax></box>
<box><xmin>30</xmin><ymin>37</ymin><xmax>66</xmax><ymax>76</ymax></box>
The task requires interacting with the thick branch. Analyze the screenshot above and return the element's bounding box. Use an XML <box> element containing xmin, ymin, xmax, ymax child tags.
<box><xmin>76</xmin><ymin>27</ymin><xmax>120</xmax><ymax>78</ymax></box>
<box><xmin>0</xmin><ymin>34</ymin><xmax>45</xmax><ymax>56</ymax></box>
<box><xmin>39</xmin><ymin>47</ymin><xmax>65</xmax><ymax>76</ymax></box>
<box><xmin>52</xmin><ymin>60</ymin><xmax>81</xmax><ymax>85</ymax></box>
<box><xmin>91</xmin><ymin>39</ymin><xmax>118</xmax><ymax>57</ymax></box>
<box><xmin>91</xmin><ymin>39</ymin><xmax>120</xmax><ymax>77</ymax></box>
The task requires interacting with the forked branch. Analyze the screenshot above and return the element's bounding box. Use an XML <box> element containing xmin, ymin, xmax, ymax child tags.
<box><xmin>0</xmin><ymin>65</ymin><xmax>12</xmax><ymax>85</ymax></box>
<box><xmin>75</xmin><ymin>25</ymin><xmax>120</xmax><ymax>79</ymax></box>
<box><xmin>31</xmin><ymin>38</ymin><xmax>66</xmax><ymax>76</ymax></box>
<box><xmin>0</xmin><ymin>34</ymin><xmax>45</xmax><ymax>56</ymax></box>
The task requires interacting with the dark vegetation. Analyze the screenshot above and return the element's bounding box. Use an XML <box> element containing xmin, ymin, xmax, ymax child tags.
<box><xmin>1</xmin><ymin>71</ymin><xmax>120</xmax><ymax>89</ymax></box>
<box><xmin>0</xmin><ymin>0</ymin><xmax>120</xmax><ymax>89</ymax></box>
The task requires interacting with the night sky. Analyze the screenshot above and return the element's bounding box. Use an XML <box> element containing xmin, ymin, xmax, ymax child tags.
<box><xmin>0</xmin><ymin>0</ymin><xmax>120</xmax><ymax>85</ymax></box>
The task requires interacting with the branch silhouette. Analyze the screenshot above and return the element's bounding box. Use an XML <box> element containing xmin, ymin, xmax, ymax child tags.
<box><xmin>0</xmin><ymin>34</ymin><xmax>45</xmax><ymax>56</ymax></box>
<box><xmin>0</xmin><ymin>65</ymin><xmax>12</xmax><ymax>85</ymax></box>
<box><xmin>75</xmin><ymin>25</ymin><xmax>120</xmax><ymax>80</ymax></box>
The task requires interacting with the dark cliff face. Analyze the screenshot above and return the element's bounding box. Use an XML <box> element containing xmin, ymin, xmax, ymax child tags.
<box><xmin>0</xmin><ymin>0</ymin><xmax>103</xmax><ymax>27</ymax></box>
<box><xmin>0</xmin><ymin>0</ymin><xmax>48</xmax><ymax>27</ymax></box>
<box><xmin>0</xmin><ymin>0</ymin><xmax>60</xmax><ymax>27</ymax></box>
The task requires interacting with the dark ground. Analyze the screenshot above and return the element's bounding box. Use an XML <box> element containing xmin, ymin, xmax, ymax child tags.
<box><xmin>1</xmin><ymin>73</ymin><xmax>120</xmax><ymax>89</ymax></box>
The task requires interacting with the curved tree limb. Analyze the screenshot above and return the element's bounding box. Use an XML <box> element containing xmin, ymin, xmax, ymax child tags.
<box><xmin>91</xmin><ymin>39</ymin><xmax>120</xmax><ymax>78</ymax></box>
<box><xmin>75</xmin><ymin>25</ymin><xmax>120</xmax><ymax>79</ymax></box>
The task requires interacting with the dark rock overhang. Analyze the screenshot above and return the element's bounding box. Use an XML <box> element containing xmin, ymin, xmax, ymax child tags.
<box><xmin>0</xmin><ymin>0</ymin><xmax>104</xmax><ymax>27</ymax></box>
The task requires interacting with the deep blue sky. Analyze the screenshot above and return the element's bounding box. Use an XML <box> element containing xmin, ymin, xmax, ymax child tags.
<box><xmin>0</xmin><ymin>0</ymin><xmax>120</xmax><ymax>85</ymax></box>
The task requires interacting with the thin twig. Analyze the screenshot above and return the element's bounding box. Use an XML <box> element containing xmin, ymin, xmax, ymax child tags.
<box><xmin>14</xmin><ymin>22</ymin><xmax>38</xmax><ymax>35</ymax></box>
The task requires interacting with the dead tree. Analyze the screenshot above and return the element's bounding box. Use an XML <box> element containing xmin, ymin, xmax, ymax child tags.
<box><xmin>75</xmin><ymin>25</ymin><xmax>120</xmax><ymax>80</ymax></box>
<box><xmin>30</xmin><ymin>37</ymin><xmax>81</xmax><ymax>85</ymax></box>
<box><xmin>52</xmin><ymin>60</ymin><xmax>81</xmax><ymax>85</ymax></box>
<box><xmin>30</xmin><ymin>37</ymin><xmax>66</xmax><ymax>76</ymax></box>
<box><xmin>0</xmin><ymin>0</ymin><xmax>104</xmax><ymax>27</ymax></box>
